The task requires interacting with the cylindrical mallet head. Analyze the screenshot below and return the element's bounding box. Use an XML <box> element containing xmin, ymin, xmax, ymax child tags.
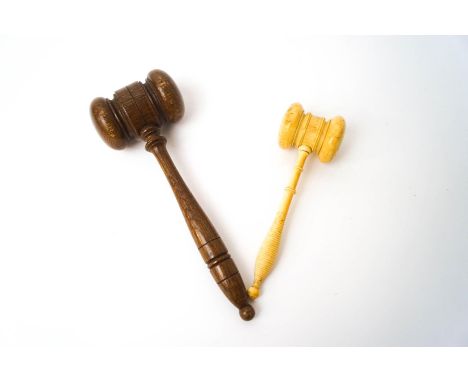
<box><xmin>279</xmin><ymin>103</ymin><xmax>345</xmax><ymax>162</ymax></box>
<box><xmin>90</xmin><ymin>70</ymin><xmax>185</xmax><ymax>150</ymax></box>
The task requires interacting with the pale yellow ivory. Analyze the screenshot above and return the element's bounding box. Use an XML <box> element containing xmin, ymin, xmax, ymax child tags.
<box><xmin>248</xmin><ymin>103</ymin><xmax>345</xmax><ymax>300</ymax></box>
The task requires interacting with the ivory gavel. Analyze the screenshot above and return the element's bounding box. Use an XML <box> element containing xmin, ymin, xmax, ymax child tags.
<box><xmin>90</xmin><ymin>70</ymin><xmax>254</xmax><ymax>320</ymax></box>
<box><xmin>248</xmin><ymin>103</ymin><xmax>345</xmax><ymax>299</ymax></box>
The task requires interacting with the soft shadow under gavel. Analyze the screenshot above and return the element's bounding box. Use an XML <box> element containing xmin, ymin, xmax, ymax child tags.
<box><xmin>90</xmin><ymin>70</ymin><xmax>254</xmax><ymax>320</ymax></box>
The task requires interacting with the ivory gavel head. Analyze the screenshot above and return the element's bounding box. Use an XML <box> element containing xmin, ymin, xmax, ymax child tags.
<box><xmin>90</xmin><ymin>69</ymin><xmax>185</xmax><ymax>149</ymax></box>
<box><xmin>279</xmin><ymin>103</ymin><xmax>345</xmax><ymax>161</ymax></box>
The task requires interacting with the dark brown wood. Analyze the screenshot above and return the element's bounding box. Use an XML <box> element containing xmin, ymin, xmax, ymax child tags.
<box><xmin>90</xmin><ymin>70</ymin><xmax>254</xmax><ymax>320</ymax></box>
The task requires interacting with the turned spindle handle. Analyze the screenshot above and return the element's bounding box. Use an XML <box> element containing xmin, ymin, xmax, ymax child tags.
<box><xmin>248</xmin><ymin>145</ymin><xmax>311</xmax><ymax>299</ymax></box>
<box><xmin>248</xmin><ymin>103</ymin><xmax>345</xmax><ymax>300</ymax></box>
<box><xmin>144</xmin><ymin>130</ymin><xmax>254</xmax><ymax>320</ymax></box>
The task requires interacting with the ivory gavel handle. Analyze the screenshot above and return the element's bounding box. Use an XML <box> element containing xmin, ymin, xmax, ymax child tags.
<box><xmin>248</xmin><ymin>145</ymin><xmax>312</xmax><ymax>299</ymax></box>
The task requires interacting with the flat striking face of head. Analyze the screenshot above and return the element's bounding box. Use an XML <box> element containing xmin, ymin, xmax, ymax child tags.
<box><xmin>279</xmin><ymin>103</ymin><xmax>304</xmax><ymax>149</ymax></box>
<box><xmin>278</xmin><ymin>103</ymin><xmax>345</xmax><ymax>162</ymax></box>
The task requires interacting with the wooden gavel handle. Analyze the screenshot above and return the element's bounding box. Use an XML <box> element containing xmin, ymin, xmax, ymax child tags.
<box><xmin>144</xmin><ymin>130</ymin><xmax>254</xmax><ymax>320</ymax></box>
<box><xmin>248</xmin><ymin>145</ymin><xmax>312</xmax><ymax>299</ymax></box>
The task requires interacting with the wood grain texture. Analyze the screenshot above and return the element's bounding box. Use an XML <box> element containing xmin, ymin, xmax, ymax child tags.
<box><xmin>144</xmin><ymin>129</ymin><xmax>254</xmax><ymax>320</ymax></box>
<box><xmin>90</xmin><ymin>70</ymin><xmax>254</xmax><ymax>320</ymax></box>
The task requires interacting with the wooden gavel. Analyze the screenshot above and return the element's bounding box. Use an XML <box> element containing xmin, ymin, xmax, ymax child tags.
<box><xmin>90</xmin><ymin>70</ymin><xmax>254</xmax><ymax>320</ymax></box>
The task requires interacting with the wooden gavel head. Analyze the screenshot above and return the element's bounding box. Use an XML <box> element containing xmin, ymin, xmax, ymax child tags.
<box><xmin>90</xmin><ymin>69</ymin><xmax>185</xmax><ymax>149</ymax></box>
<box><xmin>279</xmin><ymin>103</ymin><xmax>345</xmax><ymax>161</ymax></box>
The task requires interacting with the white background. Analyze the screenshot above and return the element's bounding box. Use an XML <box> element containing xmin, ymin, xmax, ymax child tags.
<box><xmin>1</xmin><ymin>4</ymin><xmax>468</xmax><ymax>351</ymax></box>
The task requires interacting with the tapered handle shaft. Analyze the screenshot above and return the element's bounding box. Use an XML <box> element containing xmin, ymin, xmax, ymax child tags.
<box><xmin>145</xmin><ymin>132</ymin><xmax>254</xmax><ymax>320</ymax></box>
<box><xmin>248</xmin><ymin>145</ymin><xmax>311</xmax><ymax>299</ymax></box>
